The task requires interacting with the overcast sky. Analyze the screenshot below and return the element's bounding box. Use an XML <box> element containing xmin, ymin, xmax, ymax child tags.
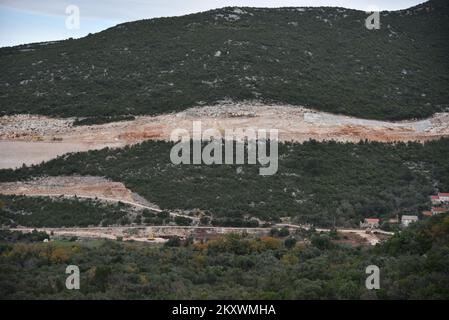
<box><xmin>0</xmin><ymin>0</ymin><xmax>425</xmax><ymax>47</ymax></box>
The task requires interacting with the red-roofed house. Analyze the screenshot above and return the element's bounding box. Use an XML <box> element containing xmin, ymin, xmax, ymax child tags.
<box><xmin>431</xmin><ymin>195</ymin><xmax>441</xmax><ymax>205</ymax></box>
<box><xmin>360</xmin><ymin>218</ymin><xmax>380</xmax><ymax>229</ymax></box>
<box><xmin>438</xmin><ymin>193</ymin><xmax>449</xmax><ymax>202</ymax></box>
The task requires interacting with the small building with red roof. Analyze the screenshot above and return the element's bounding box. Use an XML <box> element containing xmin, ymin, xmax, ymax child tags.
<box><xmin>431</xmin><ymin>195</ymin><xmax>440</xmax><ymax>205</ymax></box>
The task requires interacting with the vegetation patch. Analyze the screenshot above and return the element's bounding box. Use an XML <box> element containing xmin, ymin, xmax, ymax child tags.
<box><xmin>1</xmin><ymin>1</ymin><xmax>448</xmax><ymax>121</ymax></box>
<box><xmin>0</xmin><ymin>196</ymin><xmax>132</xmax><ymax>228</ymax></box>
<box><xmin>1</xmin><ymin>139</ymin><xmax>448</xmax><ymax>227</ymax></box>
<box><xmin>0</xmin><ymin>214</ymin><xmax>447</xmax><ymax>299</ymax></box>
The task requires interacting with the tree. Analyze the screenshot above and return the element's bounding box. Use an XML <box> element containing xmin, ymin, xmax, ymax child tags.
<box><xmin>184</xmin><ymin>236</ymin><xmax>194</xmax><ymax>247</ymax></box>
<box><xmin>278</xmin><ymin>227</ymin><xmax>290</xmax><ymax>237</ymax></box>
<box><xmin>311</xmin><ymin>234</ymin><xmax>332</xmax><ymax>250</ymax></box>
<box><xmin>165</xmin><ymin>236</ymin><xmax>181</xmax><ymax>247</ymax></box>
<box><xmin>284</xmin><ymin>237</ymin><xmax>297</xmax><ymax>249</ymax></box>
<box><xmin>158</xmin><ymin>211</ymin><xmax>170</xmax><ymax>219</ymax></box>
<box><xmin>175</xmin><ymin>216</ymin><xmax>192</xmax><ymax>226</ymax></box>
<box><xmin>200</xmin><ymin>216</ymin><xmax>210</xmax><ymax>225</ymax></box>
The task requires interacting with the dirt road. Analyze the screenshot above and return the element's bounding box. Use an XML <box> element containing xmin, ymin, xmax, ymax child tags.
<box><xmin>0</xmin><ymin>176</ymin><xmax>393</xmax><ymax>245</ymax></box>
<box><xmin>9</xmin><ymin>225</ymin><xmax>272</xmax><ymax>244</ymax></box>
<box><xmin>8</xmin><ymin>223</ymin><xmax>389</xmax><ymax>245</ymax></box>
<box><xmin>276</xmin><ymin>223</ymin><xmax>392</xmax><ymax>245</ymax></box>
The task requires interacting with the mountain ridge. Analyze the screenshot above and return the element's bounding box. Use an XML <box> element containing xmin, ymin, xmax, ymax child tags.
<box><xmin>1</xmin><ymin>0</ymin><xmax>448</xmax><ymax>121</ymax></box>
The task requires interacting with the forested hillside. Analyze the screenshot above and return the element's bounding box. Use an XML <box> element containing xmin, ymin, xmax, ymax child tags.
<box><xmin>0</xmin><ymin>195</ymin><xmax>195</xmax><ymax>228</ymax></box>
<box><xmin>0</xmin><ymin>196</ymin><xmax>134</xmax><ymax>228</ymax></box>
<box><xmin>2</xmin><ymin>139</ymin><xmax>449</xmax><ymax>227</ymax></box>
<box><xmin>1</xmin><ymin>214</ymin><xmax>448</xmax><ymax>299</ymax></box>
<box><xmin>0</xmin><ymin>0</ymin><xmax>448</xmax><ymax>121</ymax></box>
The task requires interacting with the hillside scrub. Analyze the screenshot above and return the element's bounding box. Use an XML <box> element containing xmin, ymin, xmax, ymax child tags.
<box><xmin>1</xmin><ymin>139</ymin><xmax>448</xmax><ymax>227</ymax></box>
<box><xmin>1</xmin><ymin>1</ymin><xmax>448</xmax><ymax>121</ymax></box>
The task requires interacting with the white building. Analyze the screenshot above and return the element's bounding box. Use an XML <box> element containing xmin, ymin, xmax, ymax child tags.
<box><xmin>401</xmin><ymin>215</ymin><xmax>418</xmax><ymax>227</ymax></box>
<box><xmin>431</xmin><ymin>207</ymin><xmax>449</xmax><ymax>215</ymax></box>
<box><xmin>360</xmin><ymin>218</ymin><xmax>380</xmax><ymax>229</ymax></box>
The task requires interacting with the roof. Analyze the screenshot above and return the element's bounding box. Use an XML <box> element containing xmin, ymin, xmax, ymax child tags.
<box><xmin>432</xmin><ymin>207</ymin><xmax>448</xmax><ymax>212</ymax></box>
<box><xmin>364</xmin><ymin>218</ymin><xmax>380</xmax><ymax>223</ymax></box>
<box><xmin>422</xmin><ymin>211</ymin><xmax>433</xmax><ymax>217</ymax></box>
<box><xmin>431</xmin><ymin>195</ymin><xmax>440</xmax><ymax>200</ymax></box>
<box><xmin>438</xmin><ymin>193</ymin><xmax>449</xmax><ymax>197</ymax></box>
<box><xmin>401</xmin><ymin>215</ymin><xmax>418</xmax><ymax>221</ymax></box>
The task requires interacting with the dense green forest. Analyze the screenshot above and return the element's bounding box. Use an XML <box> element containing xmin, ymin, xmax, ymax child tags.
<box><xmin>1</xmin><ymin>0</ymin><xmax>448</xmax><ymax>121</ymax></box>
<box><xmin>0</xmin><ymin>196</ymin><xmax>133</xmax><ymax>228</ymax></box>
<box><xmin>1</xmin><ymin>214</ymin><xmax>448</xmax><ymax>299</ymax></box>
<box><xmin>0</xmin><ymin>195</ymin><xmax>194</xmax><ymax>228</ymax></box>
<box><xmin>0</xmin><ymin>230</ymin><xmax>49</xmax><ymax>243</ymax></box>
<box><xmin>1</xmin><ymin>139</ymin><xmax>448</xmax><ymax>227</ymax></box>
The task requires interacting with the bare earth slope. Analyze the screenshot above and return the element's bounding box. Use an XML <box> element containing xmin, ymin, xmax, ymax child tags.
<box><xmin>0</xmin><ymin>176</ymin><xmax>141</xmax><ymax>204</ymax></box>
<box><xmin>1</xmin><ymin>103</ymin><xmax>449</xmax><ymax>169</ymax></box>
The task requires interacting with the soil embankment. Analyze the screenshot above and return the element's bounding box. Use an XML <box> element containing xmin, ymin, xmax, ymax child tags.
<box><xmin>1</xmin><ymin>103</ymin><xmax>449</xmax><ymax>169</ymax></box>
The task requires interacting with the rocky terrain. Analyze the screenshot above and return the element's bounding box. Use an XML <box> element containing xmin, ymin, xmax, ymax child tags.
<box><xmin>3</xmin><ymin>104</ymin><xmax>449</xmax><ymax>144</ymax></box>
<box><xmin>0</xmin><ymin>176</ymin><xmax>146</xmax><ymax>206</ymax></box>
<box><xmin>1</xmin><ymin>103</ymin><xmax>449</xmax><ymax>169</ymax></box>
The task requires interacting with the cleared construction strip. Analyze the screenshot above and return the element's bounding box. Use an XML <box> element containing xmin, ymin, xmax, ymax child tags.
<box><xmin>1</xmin><ymin>103</ymin><xmax>449</xmax><ymax>169</ymax></box>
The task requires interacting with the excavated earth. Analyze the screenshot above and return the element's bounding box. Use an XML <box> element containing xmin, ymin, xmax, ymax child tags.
<box><xmin>0</xmin><ymin>176</ymin><xmax>145</xmax><ymax>206</ymax></box>
<box><xmin>1</xmin><ymin>103</ymin><xmax>449</xmax><ymax>169</ymax></box>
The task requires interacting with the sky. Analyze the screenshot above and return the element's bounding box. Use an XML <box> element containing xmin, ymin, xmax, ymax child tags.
<box><xmin>0</xmin><ymin>0</ymin><xmax>426</xmax><ymax>47</ymax></box>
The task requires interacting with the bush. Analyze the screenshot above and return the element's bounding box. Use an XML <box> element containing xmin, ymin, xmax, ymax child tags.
<box><xmin>174</xmin><ymin>216</ymin><xmax>192</xmax><ymax>226</ymax></box>
<box><xmin>165</xmin><ymin>236</ymin><xmax>181</xmax><ymax>247</ymax></box>
<box><xmin>284</xmin><ymin>237</ymin><xmax>297</xmax><ymax>249</ymax></box>
<box><xmin>278</xmin><ymin>227</ymin><xmax>290</xmax><ymax>237</ymax></box>
<box><xmin>311</xmin><ymin>234</ymin><xmax>332</xmax><ymax>250</ymax></box>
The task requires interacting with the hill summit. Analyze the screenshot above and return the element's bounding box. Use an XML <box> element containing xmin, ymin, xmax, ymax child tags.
<box><xmin>0</xmin><ymin>0</ymin><xmax>448</xmax><ymax>121</ymax></box>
